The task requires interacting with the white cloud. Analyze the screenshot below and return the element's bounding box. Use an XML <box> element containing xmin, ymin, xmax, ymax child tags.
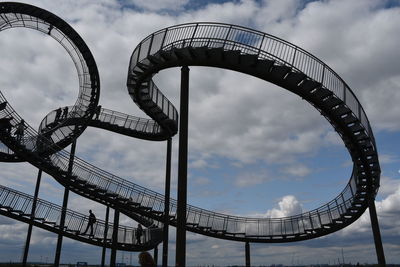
<box><xmin>234</xmin><ymin>170</ymin><xmax>271</xmax><ymax>188</ymax></box>
<box><xmin>282</xmin><ymin>164</ymin><xmax>311</xmax><ymax>177</ymax></box>
<box><xmin>265</xmin><ymin>195</ymin><xmax>303</xmax><ymax>218</ymax></box>
<box><xmin>1</xmin><ymin>0</ymin><xmax>400</xmax><ymax>265</ymax></box>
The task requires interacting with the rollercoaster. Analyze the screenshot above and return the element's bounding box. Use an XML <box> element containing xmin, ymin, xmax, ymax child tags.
<box><xmin>0</xmin><ymin>2</ymin><xmax>384</xmax><ymax>266</ymax></box>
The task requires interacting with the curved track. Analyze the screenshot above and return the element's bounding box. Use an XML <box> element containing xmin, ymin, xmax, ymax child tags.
<box><xmin>0</xmin><ymin>3</ymin><xmax>380</xmax><ymax>245</ymax></box>
<box><xmin>0</xmin><ymin>184</ymin><xmax>161</xmax><ymax>251</ymax></box>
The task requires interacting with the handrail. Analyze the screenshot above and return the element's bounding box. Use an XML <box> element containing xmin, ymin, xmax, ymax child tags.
<box><xmin>0</xmin><ymin>91</ymin><xmax>364</xmax><ymax>237</ymax></box>
<box><xmin>0</xmin><ymin>4</ymin><xmax>379</xmax><ymax>241</ymax></box>
<box><xmin>0</xmin><ymin>184</ymin><xmax>160</xmax><ymax>247</ymax></box>
<box><xmin>130</xmin><ymin>22</ymin><xmax>376</xmax><ymax>149</ymax></box>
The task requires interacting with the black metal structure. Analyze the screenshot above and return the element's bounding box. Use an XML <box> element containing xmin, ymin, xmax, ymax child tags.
<box><xmin>0</xmin><ymin>184</ymin><xmax>161</xmax><ymax>250</ymax></box>
<box><xmin>0</xmin><ymin>2</ymin><xmax>384</xmax><ymax>266</ymax></box>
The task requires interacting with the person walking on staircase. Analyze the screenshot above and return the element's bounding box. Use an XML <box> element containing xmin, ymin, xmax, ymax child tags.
<box><xmin>82</xmin><ymin>210</ymin><xmax>97</xmax><ymax>237</ymax></box>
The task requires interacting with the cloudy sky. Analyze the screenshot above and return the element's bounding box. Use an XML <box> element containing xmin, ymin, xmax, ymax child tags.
<box><xmin>0</xmin><ymin>0</ymin><xmax>399</xmax><ymax>265</ymax></box>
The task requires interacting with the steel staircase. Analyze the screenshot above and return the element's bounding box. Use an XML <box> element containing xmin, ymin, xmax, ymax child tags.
<box><xmin>0</xmin><ymin>5</ymin><xmax>380</xmax><ymax>245</ymax></box>
<box><xmin>0</xmin><ymin>184</ymin><xmax>162</xmax><ymax>251</ymax></box>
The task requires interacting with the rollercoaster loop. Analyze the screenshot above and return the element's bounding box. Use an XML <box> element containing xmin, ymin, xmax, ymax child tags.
<box><xmin>0</xmin><ymin>1</ymin><xmax>380</xmax><ymax>250</ymax></box>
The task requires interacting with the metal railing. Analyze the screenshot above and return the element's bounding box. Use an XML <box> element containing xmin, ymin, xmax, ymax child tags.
<box><xmin>0</xmin><ymin>184</ymin><xmax>160</xmax><ymax>246</ymax></box>
<box><xmin>0</xmin><ymin>3</ymin><xmax>99</xmax><ymax>155</ymax></box>
<box><xmin>0</xmin><ymin>91</ymin><xmax>365</xmax><ymax>238</ymax></box>
<box><xmin>129</xmin><ymin>22</ymin><xmax>376</xmax><ymax>148</ymax></box>
<box><xmin>0</xmin><ymin>11</ymin><xmax>378</xmax><ymax>240</ymax></box>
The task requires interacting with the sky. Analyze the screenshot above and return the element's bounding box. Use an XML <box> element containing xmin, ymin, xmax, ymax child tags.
<box><xmin>0</xmin><ymin>0</ymin><xmax>399</xmax><ymax>265</ymax></box>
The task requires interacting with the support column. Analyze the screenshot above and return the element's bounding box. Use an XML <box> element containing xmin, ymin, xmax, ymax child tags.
<box><xmin>54</xmin><ymin>140</ymin><xmax>77</xmax><ymax>267</ymax></box>
<box><xmin>22</xmin><ymin>169</ymin><xmax>42</xmax><ymax>267</ymax></box>
<box><xmin>110</xmin><ymin>209</ymin><xmax>120</xmax><ymax>267</ymax></box>
<box><xmin>163</xmin><ymin>138</ymin><xmax>172</xmax><ymax>267</ymax></box>
<box><xmin>369</xmin><ymin>198</ymin><xmax>386</xmax><ymax>266</ymax></box>
<box><xmin>154</xmin><ymin>246</ymin><xmax>159</xmax><ymax>266</ymax></box>
<box><xmin>245</xmin><ymin>242</ymin><xmax>251</xmax><ymax>267</ymax></box>
<box><xmin>101</xmin><ymin>206</ymin><xmax>110</xmax><ymax>267</ymax></box>
<box><xmin>176</xmin><ymin>66</ymin><xmax>189</xmax><ymax>267</ymax></box>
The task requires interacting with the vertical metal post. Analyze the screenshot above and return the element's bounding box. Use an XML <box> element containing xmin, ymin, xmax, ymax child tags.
<box><xmin>101</xmin><ymin>206</ymin><xmax>110</xmax><ymax>267</ymax></box>
<box><xmin>110</xmin><ymin>209</ymin><xmax>120</xmax><ymax>267</ymax></box>
<box><xmin>176</xmin><ymin>66</ymin><xmax>189</xmax><ymax>267</ymax></box>
<box><xmin>163</xmin><ymin>138</ymin><xmax>172</xmax><ymax>267</ymax></box>
<box><xmin>245</xmin><ymin>241</ymin><xmax>251</xmax><ymax>267</ymax></box>
<box><xmin>154</xmin><ymin>246</ymin><xmax>159</xmax><ymax>266</ymax></box>
<box><xmin>22</xmin><ymin>169</ymin><xmax>42</xmax><ymax>267</ymax></box>
<box><xmin>54</xmin><ymin>140</ymin><xmax>77</xmax><ymax>267</ymax></box>
<box><xmin>369</xmin><ymin>198</ymin><xmax>386</xmax><ymax>266</ymax></box>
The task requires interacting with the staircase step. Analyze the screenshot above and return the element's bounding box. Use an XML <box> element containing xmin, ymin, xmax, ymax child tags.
<box><xmin>198</xmin><ymin>226</ymin><xmax>212</xmax><ymax>231</ymax></box>
<box><xmin>270</xmin><ymin>65</ymin><xmax>291</xmax><ymax>79</ymax></box>
<box><xmin>228</xmin><ymin>232</ymin><xmax>245</xmax><ymax>236</ymax></box>
<box><xmin>136</xmin><ymin>62</ymin><xmax>148</xmax><ymax>71</ymax></box>
<box><xmin>173</xmin><ymin>48</ymin><xmax>192</xmax><ymax>60</ymax></box>
<box><xmin>159</xmin><ymin>50</ymin><xmax>176</xmax><ymax>61</ymax></box>
<box><xmin>331</xmin><ymin>105</ymin><xmax>351</xmax><ymax>117</ymax></box>
<box><xmin>223</xmin><ymin>50</ymin><xmax>241</xmax><ymax>65</ymax></box>
<box><xmin>147</xmin><ymin>54</ymin><xmax>163</xmax><ymax>65</ymax></box>
<box><xmin>240</xmin><ymin>54</ymin><xmax>258</xmax><ymax>67</ymax></box>
<box><xmin>312</xmin><ymin>87</ymin><xmax>333</xmax><ymax>99</ymax></box>
<box><xmin>299</xmin><ymin>79</ymin><xmax>321</xmax><ymax>92</ymax></box>
<box><xmin>190</xmin><ymin>46</ymin><xmax>208</xmax><ymax>59</ymax></box>
<box><xmin>284</xmin><ymin>72</ymin><xmax>306</xmax><ymax>86</ymax></box>
<box><xmin>348</xmin><ymin>123</ymin><xmax>363</xmax><ymax>133</ymax></box>
<box><xmin>323</xmin><ymin>97</ymin><xmax>342</xmax><ymax>109</ymax></box>
<box><xmin>256</xmin><ymin>59</ymin><xmax>275</xmax><ymax>72</ymax></box>
<box><xmin>206</xmin><ymin>47</ymin><xmax>224</xmax><ymax>61</ymax></box>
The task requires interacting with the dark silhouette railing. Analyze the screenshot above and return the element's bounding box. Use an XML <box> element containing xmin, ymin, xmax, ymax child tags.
<box><xmin>0</xmin><ymin>91</ymin><xmax>365</xmax><ymax>239</ymax></box>
<box><xmin>39</xmin><ymin>106</ymin><xmax>162</xmax><ymax>136</ymax></box>
<box><xmin>0</xmin><ymin>184</ymin><xmax>161</xmax><ymax>247</ymax></box>
<box><xmin>0</xmin><ymin>2</ymin><xmax>100</xmax><ymax>155</ymax></box>
<box><xmin>0</xmin><ymin>5</ymin><xmax>379</xmax><ymax>242</ymax></box>
<box><xmin>129</xmin><ymin>22</ymin><xmax>376</xmax><ymax>148</ymax></box>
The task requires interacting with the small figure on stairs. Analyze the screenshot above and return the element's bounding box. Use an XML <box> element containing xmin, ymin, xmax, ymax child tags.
<box><xmin>81</xmin><ymin>209</ymin><xmax>97</xmax><ymax>237</ymax></box>
<box><xmin>0</xmin><ymin>117</ymin><xmax>13</xmax><ymax>134</ymax></box>
<box><xmin>14</xmin><ymin>119</ymin><xmax>26</xmax><ymax>142</ymax></box>
<box><xmin>95</xmin><ymin>105</ymin><xmax>101</xmax><ymax>120</ymax></box>
<box><xmin>136</xmin><ymin>223</ymin><xmax>143</xmax><ymax>244</ymax></box>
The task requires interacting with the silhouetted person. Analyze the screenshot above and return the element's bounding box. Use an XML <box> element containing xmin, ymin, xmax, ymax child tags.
<box><xmin>0</xmin><ymin>117</ymin><xmax>12</xmax><ymax>133</ymax></box>
<box><xmin>0</xmin><ymin>101</ymin><xmax>7</xmax><ymax>111</ymax></box>
<box><xmin>47</xmin><ymin>25</ymin><xmax>53</xmax><ymax>35</ymax></box>
<box><xmin>14</xmin><ymin>119</ymin><xmax>26</xmax><ymax>142</ymax></box>
<box><xmin>62</xmin><ymin>107</ymin><xmax>68</xmax><ymax>119</ymax></box>
<box><xmin>136</xmin><ymin>224</ymin><xmax>143</xmax><ymax>244</ymax></box>
<box><xmin>55</xmin><ymin>108</ymin><xmax>62</xmax><ymax>122</ymax></box>
<box><xmin>95</xmin><ymin>105</ymin><xmax>101</xmax><ymax>120</ymax></box>
<box><xmin>82</xmin><ymin>210</ymin><xmax>96</xmax><ymax>236</ymax></box>
<box><xmin>138</xmin><ymin>251</ymin><xmax>155</xmax><ymax>267</ymax></box>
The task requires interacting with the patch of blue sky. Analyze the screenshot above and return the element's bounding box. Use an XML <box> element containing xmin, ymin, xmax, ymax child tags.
<box><xmin>374</xmin><ymin>130</ymin><xmax>400</xmax><ymax>186</ymax></box>
<box><xmin>188</xmin><ymin>140</ymin><xmax>352</xmax><ymax>216</ymax></box>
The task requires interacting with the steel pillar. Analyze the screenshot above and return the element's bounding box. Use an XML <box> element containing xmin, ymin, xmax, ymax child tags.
<box><xmin>54</xmin><ymin>140</ymin><xmax>77</xmax><ymax>267</ymax></box>
<box><xmin>154</xmin><ymin>246</ymin><xmax>159</xmax><ymax>266</ymax></box>
<box><xmin>22</xmin><ymin>169</ymin><xmax>42</xmax><ymax>267</ymax></box>
<box><xmin>101</xmin><ymin>206</ymin><xmax>110</xmax><ymax>267</ymax></box>
<box><xmin>110</xmin><ymin>209</ymin><xmax>120</xmax><ymax>267</ymax></box>
<box><xmin>163</xmin><ymin>138</ymin><xmax>172</xmax><ymax>267</ymax></box>
<box><xmin>245</xmin><ymin>242</ymin><xmax>251</xmax><ymax>267</ymax></box>
<box><xmin>176</xmin><ymin>66</ymin><xmax>189</xmax><ymax>267</ymax></box>
<box><xmin>369</xmin><ymin>198</ymin><xmax>386</xmax><ymax>266</ymax></box>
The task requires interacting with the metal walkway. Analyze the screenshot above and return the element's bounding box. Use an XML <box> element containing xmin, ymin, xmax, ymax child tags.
<box><xmin>0</xmin><ymin>184</ymin><xmax>161</xmax><ymax>251</ymax></box>
<box><xmin>0</xmin><ymin>3</ymin><xmax>380</xmax><ymax>245</ymax></box>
